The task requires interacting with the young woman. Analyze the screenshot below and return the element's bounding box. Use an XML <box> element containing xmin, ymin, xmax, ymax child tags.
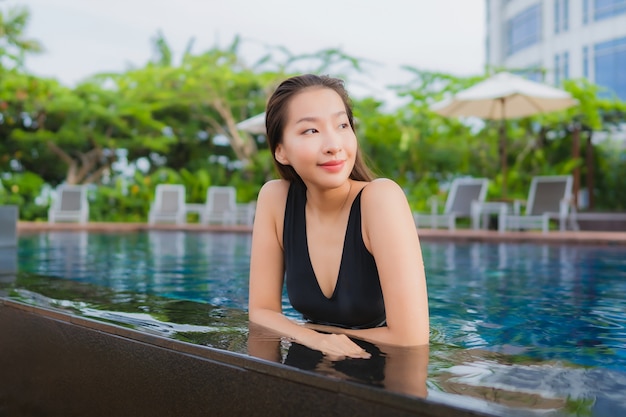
<box><xmin>248</xmin><ymin>74</ymin><xmax>429</xmax><ymax>359</ymax></box>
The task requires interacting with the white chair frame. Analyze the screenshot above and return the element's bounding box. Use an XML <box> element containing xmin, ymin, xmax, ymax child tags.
<box><xmin>414</xmin><ymin>178</ymin><xmax>489</xmax><ymax>230</ymax></box>
<box><xmin>200</xmin><ymin>186</ymin><xmax>238</xmax><ymax>225</ymax></box>
<box><xmin>148</xmin><ymin>184</ymin><xmax>187</xmax><ymax>225</ymax></box>
<box><xmin>48</xmin><ymin>185</ymin><xmax>89</xmax><ymax>224</ymax></box>
<box><xmin>499</xmin><ymin>175</ymin><xmax>577</xmax><ymax>233</ymax></box>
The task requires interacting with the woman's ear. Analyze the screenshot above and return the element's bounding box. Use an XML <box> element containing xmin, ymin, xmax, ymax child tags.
<box><xmin>274</xmin><ymin>144</ymin><xmax>289</xmax><ymax>165</ymax></box>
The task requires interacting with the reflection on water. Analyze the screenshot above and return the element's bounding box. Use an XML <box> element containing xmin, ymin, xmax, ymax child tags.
<box><xmin>424</xmin><ymin>241</ymin><xmax>626</xmax><ymax>369</ymax></box>
<box><xmin>247</xmin><ymin>322</ymin><xmax>429</xmax><ymax>399</ymax></box>
<box><xmin>0</xmin><ymin>247</ymin><xmax>17</xmax><ymax>295</ymax></box>
<box><xmin>8</xmin><ymin>232</ymin><xmax>626</xmax><ymax>417</ymax></box>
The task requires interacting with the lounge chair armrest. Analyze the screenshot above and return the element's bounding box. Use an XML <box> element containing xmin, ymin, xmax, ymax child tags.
<box><xmin>427</xmin><ymin>196</ymin><xmax>441</xmax><ymax>214</ymax></box>
<box><xmin>559</xmin><ymin>200</ymin><xmax>567</xmax><ymax>217</ymax></box>
<box><xmin>470</xmin><ymin>200</ymin><xmax>481</xmax><ymax>218</ymax></box>
<box><xmin>559</xmin><ymin>197</ymin><xmax>577</xmax><ymax>217</ymax></box>
<box><xmin>513</xmin><ymin>199</ymin><xmax>526</xmax><ymax>215</ymax></box>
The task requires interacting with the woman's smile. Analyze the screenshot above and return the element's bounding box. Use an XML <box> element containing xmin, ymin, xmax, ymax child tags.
<box><xmin>319</xmin><ymin>160</ymin><xmax>345</xmax><ymax>173</ymax></box>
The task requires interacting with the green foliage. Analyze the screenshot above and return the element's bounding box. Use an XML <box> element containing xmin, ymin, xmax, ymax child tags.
<box><xmin>563</xmin><ymin>396</ymin><xmax>595</xmax><ymax>416</ymax></box>
<box><xmin>3</xmin><ymin>4</ymin><xmax>626</xmax><ymax>220</ymax></box>
<box><xmin>594</xmin><ymin>140</ymin><xmax>626</xmax><ymax>210</ymax></box>
<box><xmin>0</xmin><ymin>171</ymin><xmax>47</xmax><ymax>220</ymax></box>
<box><xmin>0</xmin><ymin>4</ymin><xmax>43</xmax><ymax>69</ymax></box>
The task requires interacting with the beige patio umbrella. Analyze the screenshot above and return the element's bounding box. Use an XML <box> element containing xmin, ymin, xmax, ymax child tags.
<box><xmin>236</xmin><ymin>112</ymin><xmax>266</xmax><ymax>135</ymax></box>
<box><xmin>431</xmin><ymin>72</ymin><xmax>578</xmax><ymax>196</ymax></box>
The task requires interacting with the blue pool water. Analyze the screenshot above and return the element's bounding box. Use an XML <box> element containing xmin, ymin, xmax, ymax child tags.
<box><xmin>6</xmin><ymin>231</ymin><xmax>626</xmax><ymax>416</ymax></box>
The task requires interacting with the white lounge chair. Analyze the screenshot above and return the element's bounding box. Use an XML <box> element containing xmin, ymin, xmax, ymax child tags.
<box><xmin>200</xmin><ymin>186</ymin><xmax>238</xmax><ymax>225</ymax></box>
<box><xmin>413</xmin><ymin>178</ymin><xmax>489</xmax><ymax>230</ymax></box>
<box><xmin>48</xmin><ymin>185</ymin><xmax>89</xmax><ymax>224</ymax></box>
<box><xmin>0</xmin><ymin>205</ymin><xmax>18</xmax><ymax>276</ymax></box>
<box><xmin>236</xmin><ymin>200</ymin><xmax>256</xmax><ymax>226</ymax></box>
<box><xmin>0</xmin><ymin>205</ymin><xmax>18</xmax><ymax>247</ymax></box>
<box><xmin>148</xmin><ymin>184</ymin><xmax>187</xmax><ymax>225</ymax></box>
<box><xmin>499</xmin><ymin>175</ymin><xmax>577</xmax><ymax>233</ymax></box>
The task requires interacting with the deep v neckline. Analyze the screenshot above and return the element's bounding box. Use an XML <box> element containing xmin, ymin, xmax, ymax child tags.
<box><xmin>303</xmin><ymin>194</ymin><xmax>356</xmax><ymax>301</ymax></box>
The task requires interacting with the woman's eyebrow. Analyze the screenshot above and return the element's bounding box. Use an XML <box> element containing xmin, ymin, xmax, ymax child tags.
<box><xmin>294</xmin><ymin>111</ymin><xmax>347</xmax><ymax>125</ymax></box>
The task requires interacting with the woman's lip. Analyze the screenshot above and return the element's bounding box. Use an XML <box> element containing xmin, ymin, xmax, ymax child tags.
<box><xmin>319</xmin><ymin>160</ymin><xmax>345</xmax><ymax>172</ymax></box>
<box><xmin>320</xmin><ymin>160</ymin><xmax>344</xmax><ymax>167</ymax></box>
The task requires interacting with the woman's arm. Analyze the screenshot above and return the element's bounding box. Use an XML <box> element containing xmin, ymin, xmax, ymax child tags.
<box><xmin>327</xmin><ymin>179</ymin><xmax>430</xmax><ymax>346</ymax></box>
<box><xmin>248</xmin><ymin>180</ymin><xmax>370</xmax><ymax>359</ymax></box>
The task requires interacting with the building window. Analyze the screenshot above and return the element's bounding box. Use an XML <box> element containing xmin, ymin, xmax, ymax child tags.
<box><xmin>507</xmin><ymin>4</ymin><xmax>542</xmax><ymax>56</ymax></box>
<box><xmin>555</xmin><ymin>0</ymin><xmax>561</xmax><ymax>33</ymax></box>
<box><xmin>583</xmin><ymin>46</ymin><xmax>589</xmax><ymax>79</ymax></box>
<box><xmin>516</xmin><ymin>65</ymin><xmax>544</xmax><ymax>82</ymax></box>
<box><xmin>555</xmin><ymin>54</ymin><xmax>561</xmax><ymax>86</ymax></box>
<box><xmin>594</xmin><ymin>36</ymin><xmax>626</xmax><ymax>100</ymax></box>
<box><xmin>555</xmin><ymin>0</ymin><xmax>570</xmax><ymax>33</ymax></box>
<box><xmin>583</xmin><ymin>0</ymin><xmax>589</xmax><ymax>23</ymax></box>
<box><xmin>554</xmin><ymin>51</ymin><xmax>569</xmax><ymax>85</ymax></box>
<box><xmin>594</xmin><ymin>0</ymin><xmax>626</xmax><ymax>21</ymax></box>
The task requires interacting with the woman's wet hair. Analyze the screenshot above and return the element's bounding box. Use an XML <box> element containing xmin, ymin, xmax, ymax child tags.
<box><xmin>265</xmin><ymin>74</ymin><xmax>375</xmax><ymax>183</ymax></box>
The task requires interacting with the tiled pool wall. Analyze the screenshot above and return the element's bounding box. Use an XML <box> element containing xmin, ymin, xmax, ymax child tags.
<box><xmin>0</xmin><ymin>298</ymin><xmax>495</xmax><ymax>417</ymax></box>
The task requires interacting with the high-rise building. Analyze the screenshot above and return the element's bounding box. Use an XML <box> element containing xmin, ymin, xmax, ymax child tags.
<box><xmin>485</xmin><ymin>0</ymin><xmax>626</xmax><ymax>100</ymax></box>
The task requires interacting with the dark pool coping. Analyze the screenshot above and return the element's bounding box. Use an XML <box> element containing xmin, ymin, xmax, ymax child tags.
<box><xmin>0</xmin><ymin>297</ymin><xmax>498</xmax><ymax>417</ymax></box>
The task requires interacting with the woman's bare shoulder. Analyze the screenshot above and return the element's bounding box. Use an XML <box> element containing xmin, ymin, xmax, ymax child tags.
<box><xmin>258</xmin><ymin>179</ymin><xmax>290</xmax><ymax>200</ymax></box>
<box><xmin>360</xmin><ymin>178</ymin><xmax>411</xmax><ymax>224</ymax></box>
<box><xmin>361</xmin><ymin>178</ymin><xmax>405</xmax><ymax>201</ymax></box>
<box><xmin>359</xmin><ymin>179</ymin><xmax>417</xmax><ymax>252</ymax></box>
<box><xmin>256</xmin><ymin>179</ymin><xmax>290</xmax><ymax>216</ymax></box>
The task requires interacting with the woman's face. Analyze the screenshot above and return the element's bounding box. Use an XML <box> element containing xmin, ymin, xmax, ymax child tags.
<box><xmin>274</xmin><ymin>87</ymin><xmax>357</xmax><ymax>189</ymax></box>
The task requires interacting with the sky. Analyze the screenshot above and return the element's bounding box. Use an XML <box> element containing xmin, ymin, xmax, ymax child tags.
<box><xmin>6</xmin><ymin>0</ymin><xmax>486</xmax><ymax>102</ymax></box>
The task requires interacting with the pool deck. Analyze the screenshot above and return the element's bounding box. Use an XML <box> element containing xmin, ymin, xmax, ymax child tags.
<box><xmin>16</xmin><ymin>221</ymin><xmax>626</xmax><ymax>245</ymax></box>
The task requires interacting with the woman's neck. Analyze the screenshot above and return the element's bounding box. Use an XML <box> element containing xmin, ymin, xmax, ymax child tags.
<box><xmin>305</xmin><ymin>180</ymin><xmax>353</xmax><ymax>217</ymax></box>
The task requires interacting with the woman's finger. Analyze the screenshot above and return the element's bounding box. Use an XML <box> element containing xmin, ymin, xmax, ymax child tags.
<box><xmin>319</xmin><ymin>334</ymin><xmax>371</xmax><ymax>359</ymax></box>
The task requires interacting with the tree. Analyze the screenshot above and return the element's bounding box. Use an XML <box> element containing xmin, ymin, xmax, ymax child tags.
<box><xmin>0</xmin><ymin>4</ymin><xmax>42</xmax><ymax>69</ymax></box>
<box><xmin>392</xmin><ymin>69</ymin><xmax>490</xmax><ymax>182</ymax></box>
<box><xmin>5</xmin><ymin>73</ymin><xmax>173</xmax><ymax>185</ymax></box>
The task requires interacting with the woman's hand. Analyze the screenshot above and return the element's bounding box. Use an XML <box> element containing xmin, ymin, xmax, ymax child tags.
<box><xmin>248</xmin><ymin>313</ymin><xmax>371</xmax><ymax>360</ymax></box>
<box><xmin>306</xmin><ymin>332</ymin><xmax>371</xmax><ymax>360</ymax></box>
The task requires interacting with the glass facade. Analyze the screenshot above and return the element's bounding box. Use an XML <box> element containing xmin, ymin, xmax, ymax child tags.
<box><xmin>507</xmin><ymin>4</ymin><xmax>542</xmax><ymax>55</ymax></box>
<box><xmin>594</xmin><ymin>0</ymin><xmax>626</xmax><ymax>20</ymax></box>
<box><xmin>583</xmin><ymin>0</ymin><xmax>590</xmax><ymax>23</ymax></box>
<box><xmin>594</xmin><ymin>36</ymin><xmax>626</xmax><ymax>100</ymax></box>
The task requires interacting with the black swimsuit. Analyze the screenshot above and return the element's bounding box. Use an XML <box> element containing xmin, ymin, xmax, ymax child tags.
<box><xmin>283</xmin><ymin>182</ymin><xmax>386</xmax><ymax>329</ymax></box>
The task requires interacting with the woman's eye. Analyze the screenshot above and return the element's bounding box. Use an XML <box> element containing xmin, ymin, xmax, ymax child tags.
<box><xmin>339</xmin><ymin>123</ymin><xmax>349</xmax><ymax>129</ymax></box>
<box><xmin>303</xmin><ymin>128</ymin><xmax>318</xmax><ymax>135</ymax></box>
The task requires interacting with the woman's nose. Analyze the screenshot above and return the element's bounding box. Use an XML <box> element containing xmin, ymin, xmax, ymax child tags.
<box><xmin>323</xmin><ymin>131</ymin><xmax>342</xmax><ymax>154</ymax></box>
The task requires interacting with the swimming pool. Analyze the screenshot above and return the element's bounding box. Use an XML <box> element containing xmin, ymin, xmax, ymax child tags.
<box><xmin>5</xmin><ymin>230</ymin><xmax>626</xmax><ymax>416</ymax></box>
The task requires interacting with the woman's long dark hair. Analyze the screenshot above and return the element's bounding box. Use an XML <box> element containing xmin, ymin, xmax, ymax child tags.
<box><xmin>265</xmin><ymin>74</ymin><xmax>375</xmax><ymax>183</ymax></box>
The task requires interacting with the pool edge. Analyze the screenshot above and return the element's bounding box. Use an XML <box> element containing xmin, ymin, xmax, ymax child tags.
<box><xmin>0</xmin><ymin>298</ymin><xmax>496</xmax><ymax>417</ymax></box>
